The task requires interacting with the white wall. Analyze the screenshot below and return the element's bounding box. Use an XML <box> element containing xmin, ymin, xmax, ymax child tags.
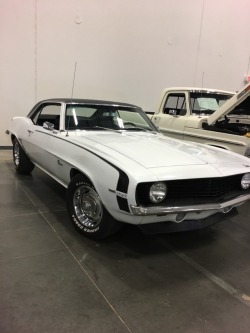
<box><xmin>1</xmin><ymin>0</ymin><xmax>250</xmax><ymax>146</ymax></box>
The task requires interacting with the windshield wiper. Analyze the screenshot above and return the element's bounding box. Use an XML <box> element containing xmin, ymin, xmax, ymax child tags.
<box><xmin>122</xmin><ymin>127</ymin><xmax>156</xmax><ymax>133</ymax></box>
<box><xmin>94</xmin><ymin>126</ymin><xmax>122</xmax><ymax>133</ymax></box>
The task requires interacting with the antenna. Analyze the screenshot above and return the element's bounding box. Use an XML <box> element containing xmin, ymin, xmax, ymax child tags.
<box><xmin>201</xmin><ymin>71</ymin><xmax>204</xmax><ymax>89</ymax></box>
<box><xmin>66</xmin><ymin>61</ymin><xmax>78</xmax><ymax>136</ymax></box>
<box><xmin>71</xmin><ymin>61</ymin><xmax>78</xmax><ymax>99</ymax></box>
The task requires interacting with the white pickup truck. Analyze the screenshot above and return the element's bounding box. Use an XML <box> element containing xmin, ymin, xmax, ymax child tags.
<box><xmin>149</xmin><ymin>83</ymin><xmax>250</xmax><ymax>157</ymax></box>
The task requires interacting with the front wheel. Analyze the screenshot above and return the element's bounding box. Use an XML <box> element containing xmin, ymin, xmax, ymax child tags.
<box><xmin>13</xmin><ymin>138</ymin><xmax>35</xmax><ymax>174</ymax></box>
<box><xmin>66</xmin><ymin>174</ymin><xmax>121</xmax><ymax>240</ymax></box>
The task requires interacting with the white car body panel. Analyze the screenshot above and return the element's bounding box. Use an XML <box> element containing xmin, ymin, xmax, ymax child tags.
<box><xmin>7</xmin><ymin>98</ymin><xmax>250</xmax><ymax>232</ymax></box>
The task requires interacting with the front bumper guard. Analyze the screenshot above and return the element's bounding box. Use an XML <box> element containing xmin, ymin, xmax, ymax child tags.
<box><xmin>130</xmin><ymin>193</ymin><xmax>250</xmax><ymax>216</ymax></box>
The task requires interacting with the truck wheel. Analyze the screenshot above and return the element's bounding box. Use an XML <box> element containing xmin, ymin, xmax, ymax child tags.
<box><xmin>66</xmin><ymin>174</ymin><xmax>121</xmax><ymax>240</ymax></box>
<box><xmin>13</xmin><ymin>138</ymin><xmax>35</xmax><ymax>174</ymax></box>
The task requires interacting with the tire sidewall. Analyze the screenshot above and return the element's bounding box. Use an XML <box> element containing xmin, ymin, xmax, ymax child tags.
<box><xmin>13</xmin><ymin>139</ymin><xmax>34</xmax><ymax>174</ymax></box>
<box><xmin>67</xmin><ymin>174</ymin><xmax>117</xmax><ymax>240</ymax></box>
<box><xmin>13</xmin><ymin>140</ymin><xmax>18</xmax><ymax>168</ymax></box>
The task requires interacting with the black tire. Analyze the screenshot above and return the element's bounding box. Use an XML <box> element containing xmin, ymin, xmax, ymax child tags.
<box><xmin>66</xmin><ymin>174</ymin><xmax>121</xmax><ymax>240</ymax></box>
<box><xmin>13</xmin><ymin>138</ymin><xmax>35</xmax><ymax>174</ymax></box>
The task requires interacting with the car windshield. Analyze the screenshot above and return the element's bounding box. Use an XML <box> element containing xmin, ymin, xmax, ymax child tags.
<box><xmin>190</xmin><ymin>92</ymin><xmax>232</xmax><ymax>115</ymax></box>
<box><xmin>65</xmin><ymin>105</ymin><xmax>158</xmax><ymax>132</ymax></box>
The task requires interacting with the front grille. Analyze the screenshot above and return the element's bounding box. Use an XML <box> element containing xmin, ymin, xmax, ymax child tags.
<box><xmin>136</xmin><ymin>174</ymin><xmax>249</xmax><ymax>206</ymax></box>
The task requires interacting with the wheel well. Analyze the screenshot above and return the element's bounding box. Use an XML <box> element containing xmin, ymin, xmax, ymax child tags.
<box><xmin>70</xmin><ymin>168</ymin><xmax>92</xmax><ymax>183</ymax></box>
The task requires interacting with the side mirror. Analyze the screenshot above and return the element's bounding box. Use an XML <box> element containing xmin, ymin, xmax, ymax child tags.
<box><xmin>43</xmin><ymin>121</ymin><xmax>54</xmax><ymax>131</ymax></box>
<box><xmin>169</xmin><ymin>109</ymin><xmax>178</xmax><ymax>117</ymax></box>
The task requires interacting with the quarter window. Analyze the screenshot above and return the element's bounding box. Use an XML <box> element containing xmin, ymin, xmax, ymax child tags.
<box><xmin>32</xmin><ymin>104</ymin><xmax>61</xmax><ymax>129</ymax></box>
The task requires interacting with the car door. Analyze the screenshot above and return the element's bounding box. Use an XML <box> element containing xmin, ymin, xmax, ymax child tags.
<box><xmin>22</xmin><ymin>103</ymin><xmax>63</xmax><ymax>174</ymax></box>
<box><xmin>152</xmin><ymin>91</ymin><xmax>188</xmax><ymax>140</ymax></box>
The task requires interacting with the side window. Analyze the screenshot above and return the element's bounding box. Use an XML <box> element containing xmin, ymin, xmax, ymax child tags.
<box><xmin>33</xmin><ymin>104</ymin><xmax>61</xmax><ymax>130</ymax></box>
<box><xmin>163</xmin><ymin>93</ymin><xmax>186</xmax><ymax>116</ymax></box>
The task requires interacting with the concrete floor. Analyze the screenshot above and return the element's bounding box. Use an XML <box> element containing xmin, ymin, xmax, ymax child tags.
<box><xmin>1</xmin><ymin>150</ymin><xmax>250</xmax><ymax>333</ymax></box>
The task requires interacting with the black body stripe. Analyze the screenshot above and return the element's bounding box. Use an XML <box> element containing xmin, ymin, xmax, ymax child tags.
<box><xmin>35</xmin><ymin>130</ymin><xmax>130</xmax><ymax>212</ymax></box>
<box><xmin>117</xmin><ymin>197</ymin><xmax>129</xmax><ymax>212</ymax></box>
<box><xmin>117</xmin><ymin>170</ymin><xmax>129</xmax><ymax>192</ymax></box>
<box><xmin>116</xmin><ymin>170</ymin><xmax>130</xmax><ymax>212</ymax></box>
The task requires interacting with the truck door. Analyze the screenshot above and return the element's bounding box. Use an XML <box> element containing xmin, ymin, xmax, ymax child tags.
<box><xmin>152</xmin><ymin>91</ymin><xmax>188</xmax><ymax>140</ymax></box>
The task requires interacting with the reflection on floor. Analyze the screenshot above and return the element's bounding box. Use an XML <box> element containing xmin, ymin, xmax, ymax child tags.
<box><xmin>1</xmin><ymin>149</ymin><xmax>250</xmax><ymax>333</ymax></box>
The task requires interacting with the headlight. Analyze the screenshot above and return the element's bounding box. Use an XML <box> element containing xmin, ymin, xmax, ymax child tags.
<box><xmin>241</xmin><ymin>173</ymin><xmax>250</xmax><ymax>190</ymax></box>
<box><xmin>149</xmin><ymin>182</ymin><xmax>167</xmax><ymax>203</ymax></box>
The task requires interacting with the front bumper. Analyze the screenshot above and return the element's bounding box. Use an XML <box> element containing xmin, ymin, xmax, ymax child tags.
<box><xmin>130</xmin><ymin>193</ymin><xmax>250</xmax><ymax>216</ymax></box>
<box><xmin>138</xmin><ymin>208</ymin><xmax>238</xmax><ymax>234</ymax></box>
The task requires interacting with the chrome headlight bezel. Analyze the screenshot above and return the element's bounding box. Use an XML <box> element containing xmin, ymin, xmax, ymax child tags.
<box><xmin>241</xmin><ymin>173</ymin><xmax>250</xmax><ymax>190</ymax></box>
<box><xmin>149</xmin><ymin>182</ymin><xmax>167</xmax><ymax>203</ymax></box>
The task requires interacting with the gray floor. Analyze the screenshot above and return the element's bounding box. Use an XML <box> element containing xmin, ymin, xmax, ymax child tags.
<box><xmin>1</xmin><ymin>150</ymin><xmax>250</xmax><ymax>333</ymax></box>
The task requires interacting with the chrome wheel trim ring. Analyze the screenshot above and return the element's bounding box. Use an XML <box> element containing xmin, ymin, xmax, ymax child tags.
<box><xmin>73</xmin><ymin>185</ymin><xmax>103</xmax><ymax>228</ymax></box>
<box><xmin>13</xmin><ymin>141</ymin><xmax>20</xmax><ymax>166</ymax></box>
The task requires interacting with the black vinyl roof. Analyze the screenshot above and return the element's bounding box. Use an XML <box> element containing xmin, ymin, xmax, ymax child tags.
<box><xmin>38</xmin><ymin>98</ymin><xmax>140</xmax><ymax>108</ymax></box>
<box><xmin>26</xmin><ymin>98</ymin><xmax>143</xmax><ymax>119</ymax></box>
<box><xmin>27</xmin><ymin>98</ymin><xmax>141</xmax><ymax>117</ymax></box>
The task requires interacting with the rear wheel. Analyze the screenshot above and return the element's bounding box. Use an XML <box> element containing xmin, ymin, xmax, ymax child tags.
<box><xmin>66</xmin><ymin>174</ymin><xmax>121</xmax><ymax>240</ymax></box>
<box><xmin>13</xmin><ymin>138</ymin><xmax>34</xmax><ymax>174</ymax></box>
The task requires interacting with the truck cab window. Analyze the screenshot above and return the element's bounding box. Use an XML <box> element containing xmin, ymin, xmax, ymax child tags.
<box><xmin>163</xmin><ymin>93</ymin><xmax>186</xmax><ymax>116</ymax></box>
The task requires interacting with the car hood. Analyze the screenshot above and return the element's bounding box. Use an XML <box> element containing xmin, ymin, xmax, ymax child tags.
<box><xmin>69</xmin><ymin>131</ymin><xmax>246</xmax><ymax>169</ymax></box>
<box><xmin>207</xmin><ymin>83</ymin><xmax>250</xmax><ymax>125</ymax></box>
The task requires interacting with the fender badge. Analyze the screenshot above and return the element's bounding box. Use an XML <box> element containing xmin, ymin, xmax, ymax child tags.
<box><xmin>115</xmin><ymin>190</ymin><xmax>128</xmax><ymax>199</ymax></box>
<box><xmin>108</xmin><ymin>189</ymin><xmax>128</xmax><ymax>199</ymax></box>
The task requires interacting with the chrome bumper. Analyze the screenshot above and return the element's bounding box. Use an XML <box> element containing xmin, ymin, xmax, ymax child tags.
<box><xmin>130</xmin><ymin>193</ymin><xmax>250</xmax><ymax>216</ymax></box>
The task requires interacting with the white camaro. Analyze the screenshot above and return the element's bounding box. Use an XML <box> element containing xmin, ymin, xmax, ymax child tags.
<box><xmin>7</xmin><ymin>98</ymin><xmax>250</xmax><ymax>239</ymax></box>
